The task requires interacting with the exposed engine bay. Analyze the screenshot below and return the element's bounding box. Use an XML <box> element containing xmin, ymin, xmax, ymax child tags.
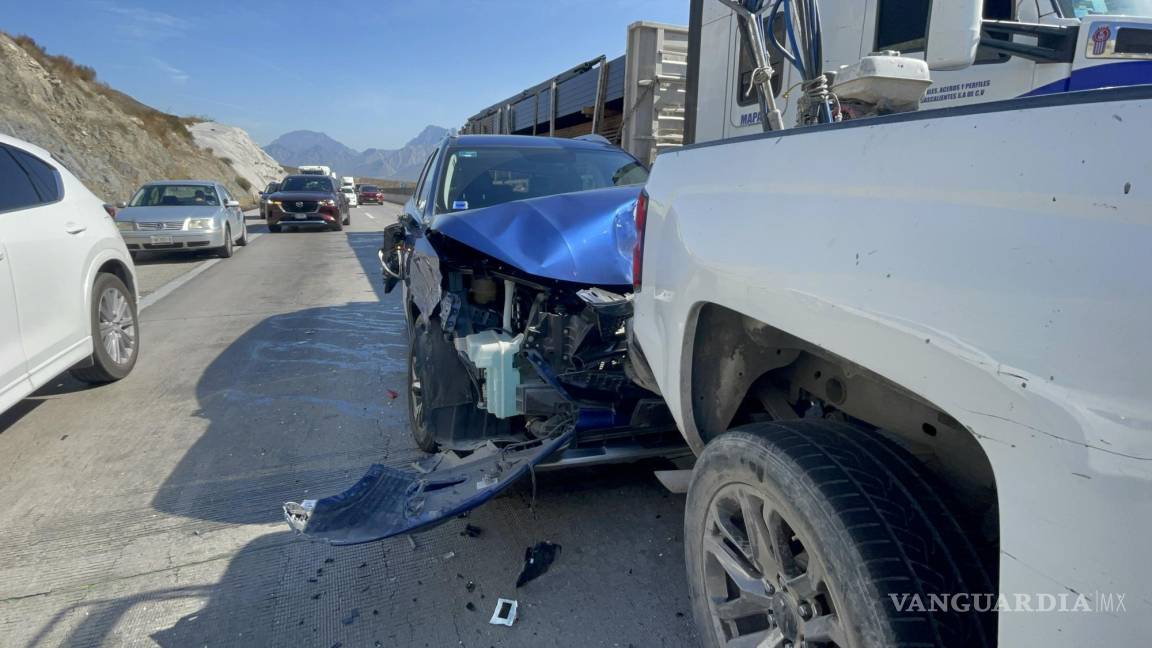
<box><xmin>401</xmin><ymin>225</ymin><xmax>679</xmax><ymax>459</ymax></box>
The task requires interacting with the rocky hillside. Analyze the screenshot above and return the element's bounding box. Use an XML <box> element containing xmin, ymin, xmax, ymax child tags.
<box><xmin>188</xmin><ymin>122</ymin><xmax>284</xmax><ymax>195</ymax></box>
<box><xmin>0</xmin><ymin>33</ymin><xmax>282</xmax><ymax>206</ymax></box>
<box><xmin>265</xmin><ymin>125</ymin><xmax>451</xmax><ymax>181</ymax></box>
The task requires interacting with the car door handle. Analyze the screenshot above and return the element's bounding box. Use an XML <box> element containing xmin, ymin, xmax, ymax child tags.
<box><xmin>64</xmin><ymin>222</ymin><xmax>87</xmax><ymax>235</ymax></box>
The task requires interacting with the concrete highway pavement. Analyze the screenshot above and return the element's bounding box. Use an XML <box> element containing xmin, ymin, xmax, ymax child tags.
<box><xmin>0</xmin><ymin>207</ymin><xmax>697</xmax><ymax>647</ymax></box>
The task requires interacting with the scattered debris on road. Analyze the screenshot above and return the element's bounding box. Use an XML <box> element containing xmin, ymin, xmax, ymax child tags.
<box><xmin>515</xmin><ymin>541</ymin><xmax>561</xmax><ymax>587</ymax></box>
<box><xmin>460</xmin><ymin>523</ymin><xmax>483</xmax><ymax>538</ymax></box>
<box><xmin>489</xmin><ymin>598</ymin><xmax>518</xmax><ymax>626</ymax></box>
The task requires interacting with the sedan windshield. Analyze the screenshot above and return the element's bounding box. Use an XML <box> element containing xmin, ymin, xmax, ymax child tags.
<box><xmin>280</xmin><ymin>176</ymin><xmax>333</xmax><ymax>192</ymax></box>
<box><xmin>360</xmin><ymin>185</ymin><xmax>380</xmax><ymax>192</ymax></box>
<box><xmin>436</xmin><ymin>146</ymin><xmax>647</xmax><ymax>213</ymax></box>
<box><xmin>1058</xmin><ymin>0</ymin><xmax>1152</xmax><ymax>16</ymax></box>
<box><xmin>130</xmin><ymin>184</ymin><xmax>219</xmax><ymax>207</ymax></box>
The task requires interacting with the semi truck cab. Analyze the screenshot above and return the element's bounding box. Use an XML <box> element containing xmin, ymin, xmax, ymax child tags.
<box><xmin>691</xmin><ymin>0</ymin><xmax>1152</xmax><ymax>142</ymax></box>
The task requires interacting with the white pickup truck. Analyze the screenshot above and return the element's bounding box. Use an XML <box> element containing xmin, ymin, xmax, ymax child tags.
<box><xmin>631</xmin><ymin>1</ymin><xmax>1152</xmax><ymax>647</ymax></box>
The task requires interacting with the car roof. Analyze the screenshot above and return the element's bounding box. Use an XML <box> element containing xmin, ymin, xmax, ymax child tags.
<box><xmin>0</xmin><ymin>132</ymin><xmax>54</xmax><ymax>160</ymax></box>
<box><xmin>446</xmin><ymin>134</ymin><xmax>621</xmax><ymax>151</ymax></box>
<box><xmin>142</xmin><ymin>180</ymin><xmax>219</xmax><ymax>187</ymax></box>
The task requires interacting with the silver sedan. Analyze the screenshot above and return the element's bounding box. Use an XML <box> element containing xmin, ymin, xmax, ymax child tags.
<box><xmin>115</xmin><ymin>181</ymin><xmax>248</xmax><ymax>259</ymax></box>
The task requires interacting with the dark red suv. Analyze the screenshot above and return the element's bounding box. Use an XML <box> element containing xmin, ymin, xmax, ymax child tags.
<box><xmin>266</xmin><ymin>175</ymin><xmax>350</xmax><ymax>232</ymax></box>
<box><xmin>357</xmin><ymin>185</ymin><xmax>384</xmax><ymax>205</ymax></box>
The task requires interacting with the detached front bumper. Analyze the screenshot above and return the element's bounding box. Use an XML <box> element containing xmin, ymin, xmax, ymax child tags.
<box><xmin>120</xmin><ymin>229</ymin><xmax>226</xmax><ymax>251</ymax></box>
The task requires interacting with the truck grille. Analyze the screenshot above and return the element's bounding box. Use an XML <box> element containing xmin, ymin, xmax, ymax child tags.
<box><xmin>135</xmin><ymin>222</ymin><xmax>183</xmax><ymax>231</ymax></box>
<box><xmin>282</xmin><ymin>201</ymin><xmax>318</xmax><ymax>214</ymax></box>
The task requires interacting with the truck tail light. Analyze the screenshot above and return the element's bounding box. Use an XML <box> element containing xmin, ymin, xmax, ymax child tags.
<box><xmin>103</xmin><ymin>203</ymin><xmax>117</xmax><ymax>219</ymax></box>
<box><xmin>632</xmin><ymin>190</ymin><xmax>648</xmax><ymax>292</ymax></box>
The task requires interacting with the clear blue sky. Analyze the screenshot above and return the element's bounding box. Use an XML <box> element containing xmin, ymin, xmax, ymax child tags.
<box><xmin>4</xmin><ymin>0</ymin><xmax>688</xmax><ymax>150</ymax></box>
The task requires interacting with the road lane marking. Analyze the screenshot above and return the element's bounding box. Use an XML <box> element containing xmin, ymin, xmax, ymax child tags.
<box><xmin>139</xmin><ymin>233</ymin><xmax>262</xmax><ymax>311</ymax></box>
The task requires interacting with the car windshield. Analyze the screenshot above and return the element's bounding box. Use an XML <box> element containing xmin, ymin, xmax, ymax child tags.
<box><xmin>1058</xmin><ymin>0</ymin><xmax>1152</xmax><ymax>16</ymax></box>
<box><xmin>280</xmin><ymin>176</ymin><xmax>333</xmax><ymax>192</ymax></box>
<box><xmin>130</xmin><ymin>184</ymin><xmax>219</xmax><ymax>207</ymax></box>
<box><xmin>341</xmin><ymin>188</ymin><xmax>354</xmax><ymax>193</ymax></box>
<box><xmin>436</xmin><ymin>145</ymin><xmax>648</xmax><ymax>213</ymax></box>
<box><xmin>360</xmin><ymin>185</ymin><xmax>379</xmax><ymax>192</ymax></box>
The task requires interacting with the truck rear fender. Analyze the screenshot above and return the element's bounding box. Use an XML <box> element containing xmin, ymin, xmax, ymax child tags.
<box><xmin>683</xmin><ymin>303</ymin><xmax>999</xmax><ymax>547</ymax></box>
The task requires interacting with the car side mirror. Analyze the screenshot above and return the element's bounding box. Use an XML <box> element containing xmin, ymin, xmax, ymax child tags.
<box><xmin>226</xmin><ymin>200</ymin><xmax>241</xmax><ymax>208</ymax></box>
<box><xmin>926</xmin><ymin>0</ymin><xmax>983</xmax><ymax>70</ymax></box>
<box><xmin>116</xmin><ymin>201</ymin><xmax>128</xmax><ymax>209</ymax></box>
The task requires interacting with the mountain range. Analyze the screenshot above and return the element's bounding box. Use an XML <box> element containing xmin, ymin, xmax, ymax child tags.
<box><xmin>263</xmin><ymin>125</ymin><xmax>451</xmax><ymax>180</ymax></box>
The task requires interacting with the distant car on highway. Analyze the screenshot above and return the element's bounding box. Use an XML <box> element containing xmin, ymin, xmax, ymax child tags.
<box><xmin>259</xmin><ymin>181</ymin><xmax>280</xmax><ymax>219</ymax></box>
<box><xmin>0</xmin><ymin>133</ymin><xmax>139</xmax><ymax>415</ymax></box>
<box><xmin>115</xmin><ymin>181</ymin><xmax>248</xmax><ymax>259</ymax></box>
<box><xmin>266</xmin><ymin>174</ymin><xmax>350</xmax><ymax>232</ymax></box>
<box><xmin>341</xmin><ymin>186</ymin><xmax>358</xmax><ymax>207</ymax></box>
<box><xmin>357</xmin><ymin>184</ymin><xmax>383</xmax><ymax>205</ymax></box>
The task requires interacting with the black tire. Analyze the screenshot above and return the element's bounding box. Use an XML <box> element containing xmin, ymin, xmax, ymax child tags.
<box><xmin>236</xmin><ymin>219</ymin><xmax>248</xmax><ymax>246</ymax></box>
<box><xmin>343</xmin><ymin>212</ymin><xmax>351</xmax><ymax>226</ymax></box>
<box><xmin>407</xmin><ymin>316</ymin><xmax>503</xmax><ymax>452</ymax></box>
<box><xmin>70</xmin><ymin>273</ymin><xmax>139</xmax><ymax>384</ymax></box>
<box><xmin>331</xmin><ymin>219</ymin><xmax>344</xmax><ymax>232</ymax></box>
<box><xmin>407</xmin><ymin>320</ymin><xmax>439</xmax><ymax>453</ymax></box>
<box><xmin>268</xmin><ymin>224</ymin><xmax>282</xmax><ymax>233</ymax></box>
<box><xmin>685</xmin><ymin>420</ymin><xmax>994</xmax><ymax>648</ymax></box>
<box><xmin>217</xmin><ymin>225</ymin><xmax>234</xmax><ymax>258</ymax></box>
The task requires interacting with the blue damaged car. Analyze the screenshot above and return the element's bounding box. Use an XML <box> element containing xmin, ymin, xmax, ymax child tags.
<box><xmin>285</xmin><ymin>134</ymin><xmax>685</xmax><ymax>545</ymax></box>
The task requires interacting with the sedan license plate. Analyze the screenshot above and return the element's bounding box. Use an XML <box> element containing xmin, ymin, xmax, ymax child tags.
<box><xmin>294</xmin><ymin>214</ymin><xmax>308</xmax><ymax>220</ymax></box>
<box><xmin>150</xmin><ymin>235</ymin><xmax>173</xmax><ymax>244</ymax></box>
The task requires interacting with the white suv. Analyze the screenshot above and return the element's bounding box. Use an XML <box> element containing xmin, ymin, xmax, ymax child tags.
<box><xmin>0</xmin><ymin>133</ymin><xmax>140</xmax><ymax>415</ymax></box>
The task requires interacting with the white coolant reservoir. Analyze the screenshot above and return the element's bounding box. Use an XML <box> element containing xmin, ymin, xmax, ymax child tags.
<box><xmin>834</xmin><ymin>53</ymin><xmax>932</xmax><ymax>115</ymax></box>
<box><xmin>461</xmin><ymin>330</ymin><xmax>524</xmax><ymax>419</ymax></box>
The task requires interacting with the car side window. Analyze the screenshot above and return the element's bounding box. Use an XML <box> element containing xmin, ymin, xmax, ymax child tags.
<box><xmin>412</xmin><ymin>153</ymin><xmax>436</xmax><ymax>213</ymax></box>
<box><xmin>417</xmin><ymin>150</ymin><xmax>441</xmax><ymax>215</ymax></box>
<box><xmin>8</xmin><ymin>146</ymin><xmax>63</xmax><ymax>204</ymax></box>
<box><xmin>0</xmin><ymin>146</ymin><xmax>46</xmax><ymax>213</ymax></box>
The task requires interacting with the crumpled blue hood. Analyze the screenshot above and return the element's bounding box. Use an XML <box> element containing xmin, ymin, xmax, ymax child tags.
<box><xmin>430</xmin><ymin>186</ymin><xmax>640</xmax><ymax>286</ymax></box>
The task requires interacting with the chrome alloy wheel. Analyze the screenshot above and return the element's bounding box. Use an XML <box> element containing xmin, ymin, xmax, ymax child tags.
<box><xmin>702</xmin><ymin>483</ymin><xmax>848</xmax><ymax>648</ymax></box>
<box><xmin>97</xmin><ymin>286</ymin><xmax>136</xmax><ymax>365</ymax></box>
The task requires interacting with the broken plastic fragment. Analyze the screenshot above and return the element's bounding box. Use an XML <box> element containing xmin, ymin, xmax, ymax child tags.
<box><xmin>282</xmin><ymin>430</ymin><xmax>574</xmax><ymax>545</ymax></box>
<box><xmin>489</xmin><ymin>598</ymin><xmax>518</xmax><ymax>626</ymax></box>
<box><xmin>515</xmin><ymin>541</ymin><xmax>561</xmax><ymax>587</ymax></box>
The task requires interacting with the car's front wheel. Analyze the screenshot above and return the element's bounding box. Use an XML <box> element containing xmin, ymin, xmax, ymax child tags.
<box><xmin>407</xmin><ymin>316</ymin><xmax>503</xmax><ymax>452</ymax></box>
<box><xmin>685</xmin><ymin>420</ymin><xmax>994</xmax><ymax>648</ymax></box>
<box><xmin>71</xmin><ymin>272</ymin><xmax>139</xmax><ymax>384</ymax></box>
<box><xmin>217</xmin><ymin>225</ymin><xmax>234</xmax><ymax>258</ymax></box>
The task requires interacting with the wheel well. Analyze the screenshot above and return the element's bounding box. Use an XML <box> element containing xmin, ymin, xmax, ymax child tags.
<box><xmin>686</xmin><ymin>303</ymin><xmax>1000</xmax><ymax>580</ymax></box>
<box><xmin>97</xmin><ymin>259</ymin><xmax>135</xmax><ymax>297</ymax></box>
